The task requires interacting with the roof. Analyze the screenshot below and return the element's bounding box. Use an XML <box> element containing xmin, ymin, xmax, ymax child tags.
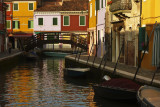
<box><xmin>35</xmin><ymin>0</ymin><xmax>88</xmax><ymax>11</ymax></box>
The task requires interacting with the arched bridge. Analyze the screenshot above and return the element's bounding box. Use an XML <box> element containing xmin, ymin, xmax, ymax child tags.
<box><xmin>18</xmin><ymin>33</ymin><xmax>89</xmax><ymax>51</ymax></box>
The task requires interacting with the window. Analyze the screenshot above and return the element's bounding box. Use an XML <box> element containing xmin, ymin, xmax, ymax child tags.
<box><xmin>90</xmin><ymin>3</ymin><xmax>92</xmax><ymax>18</ymax></box>
<box><xmin>79</xmin><ymin>16</ymin><xmax>85</xmax><ymax>26</ymax></box>
<box><xmin>6</xmin><ymin>20</ymin><xmax>11</xmax><ymax>29</ymax></box>
<box><xmin>101</xmin><ymin>0</ymin><xmax>103</xmax><ymax>8</ymax></box>
<box><xmin>13</xmin><ymin>3</ymin><xmax>18</xmax><ymax>11</ymax></box>
<box><xmin>95</xmin><ymin>1</ymin><xmax>96</xmax><ymax>16</ymax></box>
<box><xmin>28</xmin><ymin>20</ymin><xmax>33</xmax><ymax>29</ymax></box>
<box><xmin>29</xmin><ymin>3</ymin><xmax>33</xmax><ymax>10</ymax></box>
<box><xmin>63</xmin><ymin>16</ymin><xmax>69</xmax><ymax>26</ymax></box>
<box><xmin>96</xmin><ymin>0</ymin><xmax>100</xmax><ymax>10</ymax></box>
<box><xmin>53</xmin><ymin>18</ymin><xmax>58</xmax><ymax>25</ymax></box>
<box><xmin>38</xmin><ymin>18</ymin><xmax>43</xmax><ymax>25</ymax></box>
<box><xmin>7</xmin><ymin>4</ymin><xmax>10</xmax><ymax>11</ymax></box>
<box><xmin>13</xmin><ymin>20</ymin><xmax>20</xmax><ymax>29</ymax></box>
<box><xmin>139</xmin><ymin>27</ymin><xmax>149</xmax><ymax>51</ymax></box>
<box><xmin>98</xmin><ymin>30</ymin><xmax>100</xmax><ymax>44</ymax></box>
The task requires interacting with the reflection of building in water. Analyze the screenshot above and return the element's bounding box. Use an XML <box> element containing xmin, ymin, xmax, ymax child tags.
<box><xmin>5</xmin><ymin>69</ymin><xmax>35</xmax><ymax>106</ymax></box>
<box><xmin>86</xmin><ymin>86</ymin><xmax>97</xmax><ymax>107</ymax></box>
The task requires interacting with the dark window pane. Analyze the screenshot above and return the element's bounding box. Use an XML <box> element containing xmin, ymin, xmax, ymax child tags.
<box><xmin>53</xmin><ymin>18</ymin><xmax>57</xmax><ymax>25</ymax></box>
<box><xmin>38</xmin><ymin>18</ymin><xmax>43</xmax><ymax>25</ymax></box>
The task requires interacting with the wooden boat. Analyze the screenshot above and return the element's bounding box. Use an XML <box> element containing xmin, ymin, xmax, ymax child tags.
<box><xmin>93</xmin><ymin>78</ymin><xmax>141</xmax><ymax>100</ymax></box>
<box><xmin>63</xmin><ymin>68</ymin><xmax>90</xmax><ymax>77</ymax></box>
<box><xmin>43</xmin><ymin>52</ymin><xmax>69</xmax><ymax>57</ymax></box>
<box><xmin>137</xmin><ymin>85</ymin><xmax>160</xmax><ymax>107</ymax></box>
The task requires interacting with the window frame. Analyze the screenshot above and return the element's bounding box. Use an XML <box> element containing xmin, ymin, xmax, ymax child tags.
<box><xmin>13</xmin><ymin>3</ymin><xmax>19</xmax><ymax>11</ymax></box>
<box><xmin>63</xmin><ymin>16</ymin><xmax>70</xmax><ymax>26</ymax></box>
<box><xmin>79</xmin><ymin>16</ymin><xmax>86</xmax><ymax>26</ymax></box>
<box><xmin>53</xmin><ymin>17</ymin><xmax>58</xmax><ymax>26</ymax></box>
<box><xmin>7</xmin><ymin>4</ymin><xmax>10</xmax><ymax>11</ymax></box>
<box><xmin>6</xmin><ymin>20</ymin><xmax>11</xmax><ymax>29</ymax></box>
<box><xmin>13</xmin><ymin>20</ymin><xmax>20</xmax><ymax>29</ymax></box>
<box><xmin>90</xmin><ymin>3</ymin><xmax>92</xmax><ymax>18</ymax></box>
<box><xmin>28</xmin><ymin>20</ymin><xmax>33</xmax><ymax>29</ymax></box>
<box><xmin>28</xmin><ymin>2</ymin><xmax>34</xmax><ymax>11</ymax></box>
<box><xmin>38</xmin><ymin>18</ymin><xmax>43</xmax><ymax>26</ymax></box>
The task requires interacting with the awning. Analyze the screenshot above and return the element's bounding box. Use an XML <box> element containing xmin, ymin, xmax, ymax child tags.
<box><xmin>152</xmin><ymin>25</ymin><xmax>160</xmax><ymax>67</ymax></box>
<box><xmin>10</xmin><ymin>33</ymin><xmax>33</xmax><ymax>37</ymax></box>
<box><xmin>35</xmin><ymin>32</ymin><xmax>41</xmax><ymax>35</ymax></box>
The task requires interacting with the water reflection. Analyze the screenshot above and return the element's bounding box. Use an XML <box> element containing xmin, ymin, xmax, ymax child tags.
<box><xmin>0</xmin><ymin>58</ymin><xmax>97</xmax><ymax>107</ymax></box>
<box><xmin>0</xmin><ymin>57</ymin><xmax>138</xmax><ymax>107</ymax></box>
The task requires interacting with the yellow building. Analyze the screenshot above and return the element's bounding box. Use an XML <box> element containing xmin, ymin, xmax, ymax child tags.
<box><xmin>141</xmin><ymin>0</ymin><xmax>160</xmax><ymax>70</ymax></box>
<box><xmin>88</xmin><ymin>0</ymin><xmax>97</xmax><ymax>55</ymax></box>
<box><xmin>12</xmin><ymin>0</ymin><xmax>37</xmax><ymax>35</ymax></box>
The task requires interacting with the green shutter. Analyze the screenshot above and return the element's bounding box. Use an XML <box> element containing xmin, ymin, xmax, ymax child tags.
<box><xmin>13</xmin><ymin>21</ymin><xmax>15</xmax><ymax>29</ymax></box>
<box><xmin>53</xmin><ymin>18</ymin><xmax>57</xmax><ymax>25</ymax></box>
<box><xmin>80</xmin><ymin>16</ymin><xmax>85</xmax><ymax>25</ymax></box>
<box><xmin>28</xmin><ymin>21</ymin><xmax>31</xmax><ymax>28</ymax></box>
<box><xmin>14</xmin><ymin>3</ymin><xmax>18</xmax><ymax>10</ymax></box>
<box><xmin>7</xmin><ymin>21</ymin><xmax>10</xmax><ymax>29</ymax></box>
<box><xmin>18</xmin><ymin>21</ymin><xmax>20</xmax><ymax>29</ymax></box>
<box><xmin>139</xmin><ymin>27</ymin><xmax>145</xmax><ymax>50</ymax></box>
<box><xmin>64</xmin><ymin>16</ymin><xmax>69</xmax><ymax>25</ymax></box>
<box><xmin>38</xmin><ymin>18</ymin><xmax>43</xmax><ymax>25</ymax></box>
<box><xmin>96</xmin><ymin>0</ymin><xmax>99</xmax><ymax>10</ymax></box>
<box><xmin>101</xmin><ymin>0</ymin><xmax>103</xmax><ymax>8</ymax></box>
<box><xmin>31</xmin><ymin>20</ymin><xmax>33</xmax><ymax>28</ymax></box>
<box><xmin>29</xmin><ymin>3</ymin><xmax>33</xmax><ymax>10</ymax></box>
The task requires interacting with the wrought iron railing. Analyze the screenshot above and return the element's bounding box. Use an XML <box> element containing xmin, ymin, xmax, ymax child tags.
<box><xmin>109</xmin><ymin>0</ymin><xmax>132</xmax><ymax>12</ymax></box>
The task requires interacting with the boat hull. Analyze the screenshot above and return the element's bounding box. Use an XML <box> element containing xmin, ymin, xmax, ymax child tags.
<box><xmin>43</xmin><ymin>52</ymin><xmax>68</xmax><ymax>57</ymax></box>
<box><xmin>137</xmin><ymin>85</ymin><xmax>160</xmax><ymax>107</ymax></box>
<box><xmin>93</xmin><ymin>85</ymin><xmax>137</xmax><ymax>100</ymax></box>
<box><xmin>63</xmin><ymin>68</ymin><xmax>90</xmax><ymax>77</ymax></box>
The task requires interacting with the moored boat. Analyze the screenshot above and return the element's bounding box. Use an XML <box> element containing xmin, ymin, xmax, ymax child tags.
<box><xmin>137</xmin><ymin>85</ymin><xmax>160</xmax><ymax>107</ymax></box>
<box><xmin>63</xmin><ymin>68</ymin><xmax>90</xmax><ymax>77</ymax></box>
<box><xmin>93</xmin><ymin>78</ymin><xmax>141</xmax><ymax>100</ymax></box>
<box><xmin>43</xmin><ymin>52</ymin><xmax>69</xmax><ymax>57</ymax></box>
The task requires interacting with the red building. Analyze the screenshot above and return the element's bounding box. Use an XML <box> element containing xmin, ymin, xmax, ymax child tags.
<box><xmin>61</xmin><ymin>0</ymin><xmax>89</xmax><ymax>35</ymax></box>
<box><xmin>0</xmin><ymin>0</ymin><xmax>7</xmax><ymax>52</ymax></box>
<box><xmin>5</xmin><ymin>2</ymin><xmax>12</xmax><ymax>34</ymax></box>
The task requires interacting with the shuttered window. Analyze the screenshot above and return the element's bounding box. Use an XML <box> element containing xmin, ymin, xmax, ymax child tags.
<box><xmin>80</xmin><ymin>16</ymin><xmax>85</xmax><ymax>26</ymax></box>
<box><xmin>28</xmin><ymin>20</ymin><xmax>33</xmax><ymax>28</ymax></box>
<box><xmin>139</xmin><ymin>27</ymin><xmax>149</xmax><ymax>51</ymax></box>
<box><xmin>6</xmin><ymin>20</ymin><xmax>11</xmax><ymax>29</ymax></box>
<box><xmin>101</xmin><ymin>0</ymin><xmax>103</xmax><ymax>8</ymax></box>
<box><xmin>29</xmin><ymin>3</ymin><xmax>33</xmax><ymax>10</ymax></box>
<box><xmin>38</xmin><ymin>18</ymin><xmax>43</xmax><ymax>25</ymax></box>
<box><xmin>96</xmin><ymin>0</ymin><xmax>99</xmax><ymax>10</ymax></box>
<box><xmin>13</xmin><ymin>3</ymin><xmax>18</xmax><ymax>11</ymax></box>
<box><xmin>13</xmin><ymin>21</ymin><xmax>20</xmax><ymax>29</ymax></box>
<box><xmin>53</xmin><ymin>18</ymin><xmax>58</xmax><ymax>25</ymax></box>
<box><xmin>64</xmin><ymin>16</ymin><xmax>69</xmax><ymax>26</ymax></box>
<box><xmin>98</xmin><ymin>30</ymin><xmax>100</xmax><ymax>44</ymax></box>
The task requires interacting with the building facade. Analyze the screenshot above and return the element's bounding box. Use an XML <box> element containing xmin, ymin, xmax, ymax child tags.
<box><xmin>140</xmin><ymin>0</ymin><xmax>160</xmax><ymax>70</ymax></box>
<box><xmin>0</xmin><ymin>0</ymin><xmax>7</xmax><ymax>52</ymax></box>
<box><xmin>97</xmin><ymin>0</ymin><xmax>106</xmax><ymax>57</ymax></box>
<box><xmin>88</xmin><ymin>0</ymin><xmax>97</xmax><ymax>56</ymax></box>
<box><xmin>109</xmin><ymin>0</ymin><xmax>140</xmax><ymax>66</ymax></box>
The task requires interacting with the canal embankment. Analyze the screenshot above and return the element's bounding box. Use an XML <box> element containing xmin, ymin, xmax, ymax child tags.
<box><xmin>0</xmin><ymin>49</ymin><xmax>24</xmax><ymax>71</ymax></box>
<box><xmin>65</xmin><ymin>54</ymin><xmax>160</xmax><ymax>87</ymax></box>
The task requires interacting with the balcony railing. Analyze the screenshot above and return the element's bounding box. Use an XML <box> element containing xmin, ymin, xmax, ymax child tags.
<box><xmin>109</xmin><ymin>0</ymin><xmax>132</xmax><ymax>13</ymax></box>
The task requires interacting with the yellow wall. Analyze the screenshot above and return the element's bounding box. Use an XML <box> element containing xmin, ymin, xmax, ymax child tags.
<box><xmin>13</xmin><ymin>1</ymin><xmax>37</xmax><ymax>33</ymax></box>
<box><xmin>141</xmin><ymin>0</ymin><xmax>160</xmax><ymax>70</ymax></box>
<box><xmin>89</xmin><ymin>0</ymin><xmax>96</xmax><ymax>28</ymax></box>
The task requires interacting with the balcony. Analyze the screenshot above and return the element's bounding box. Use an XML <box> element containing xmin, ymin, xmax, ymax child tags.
<box><xmin>109</xmin><ymin>0</ymin><xmax>132</xmax><ymax>14</ymax></box>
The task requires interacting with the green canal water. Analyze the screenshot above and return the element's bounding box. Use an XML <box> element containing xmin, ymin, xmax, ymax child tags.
<box><xmin>0</xmin><ymin>57</ymin><xmax>139</xmax><ymax>107</ymax></box>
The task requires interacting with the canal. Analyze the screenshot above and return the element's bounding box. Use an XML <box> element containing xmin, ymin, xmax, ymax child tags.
<box><xmin>0</xmin><ymin>56</ymin><xmax>139</xmax><ymax>107</ymax></box>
